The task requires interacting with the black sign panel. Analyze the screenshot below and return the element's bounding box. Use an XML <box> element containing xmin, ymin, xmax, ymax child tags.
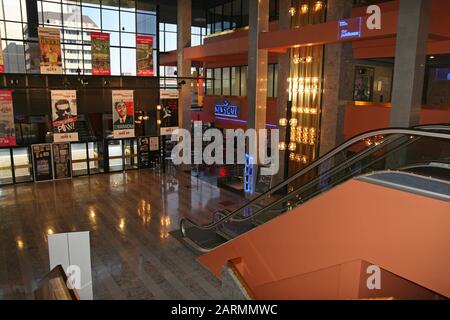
<box><xmin>138</xmin><ymin>136</ymin><xmax>151</xmax><ymax>168</ymax></box>
<box><xmin>52</xmin><ymin>143</ymin><xmax>72</xmax><ymax>180</ymax></box>
<box><xmin>32</xmin><ymin>144</ymin><xmax>54</xmax><ymax>182</ymax></box>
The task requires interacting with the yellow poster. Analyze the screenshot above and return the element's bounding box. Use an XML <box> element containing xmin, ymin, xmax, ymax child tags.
<box><xmin>38</xmin><ymin>27</ymin><xmax>63</xmax><ymax>74</ymax></box>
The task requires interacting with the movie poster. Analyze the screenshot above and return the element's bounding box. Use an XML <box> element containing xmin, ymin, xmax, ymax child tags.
<box><xmin>112</xmin><ymin>90</ymin><xmax>135</xmax><ymax>139</ymax></box>
<box><xmin>32</xmin><ymin>144</ymin><xmax>54</xmax><ymax>182</ymax></box>
<box><xmin>52</xmin><ymin>143</ymin><xmax>72</xmax><ymax>180</ymax></box>
<box><xmin>160</xmin><ymin>89</ymin><xmax>179</xmax><ymax>128</ymax></box>
<box><xmin>0</xmin><ymin>39</ymin><xmax>4</xmax><ymax>73</ymax></box>
<box><xmin>0</xmin><ymin>90</ymin><xmax>16</xmax><ymax>147</ymax></box>
<box><xmin>38</xmin><ymin>27</ymin><xmax>63</xmax><ymax>74</ymax></box>
<box><xmin>51</xmin><ymin>90</ymin><xmax>79</xmax><ymax>142</ymax></box>
<box><xmin>91</xmin><ymin>32</ymin><xmax>111</xmax><ymax>76</ymax></box>
<box><xmin>136</xmin><ymin>35</ymin><xmax>154</xmax><ymax>77</ymax></box>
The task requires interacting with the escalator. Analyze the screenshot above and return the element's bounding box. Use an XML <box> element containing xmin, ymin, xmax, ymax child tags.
<box><xmin>180</xmin><ymin>125</ymin><xmax>450</xmax><ymax>253</ymax></box>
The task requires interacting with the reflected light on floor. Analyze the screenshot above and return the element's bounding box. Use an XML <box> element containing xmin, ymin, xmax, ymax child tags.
<box><xmin>17</xmin><ymin>238</ymin><xmax>24</xmax><ymax>250</ymax></box>
<box><xmin>119</xmin><ymin>218</ymin><xmax>125</xmax><ymax>231</ymax></box>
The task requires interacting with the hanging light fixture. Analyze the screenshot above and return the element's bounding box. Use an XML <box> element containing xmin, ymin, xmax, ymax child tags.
<box><xmin>289</xmin><ymin>118</ymin><xmax>298</xmax><ymax>127</ymax></box>
<box><xmin>279</xmin><ymin>142</ymin><xmax>287</xmax><ymax>151</ymax></box>
<box><xmin>301</xmin><ymin>4</ymin><xmax>309</xmax><ymax>14</ymax></box>
<box><xmin>289</xmin><ymin>7</ymin><xmax>296</xmax><ymax>17</ymax></box>
<box><xmin>279</xmin><ymin>118</ymin><xmax>288</xmax><ymax>127</ymax></box>
<box><xmin>288</xmin><ymin>142</ymin><xmax>297</xmax><ymax>152</ymax></box>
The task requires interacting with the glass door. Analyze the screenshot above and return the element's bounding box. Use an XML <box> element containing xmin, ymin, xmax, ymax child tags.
<box><xmin>0</xmin><ymin>148</ymin><xmax>13</xmax><ymax>185</ymax></box>
<box><xmin>108</xmin><ymin>140</ymin><xmax>124</xmax><ymax>172</ymax></box>
<box><xmin>13</xmin><ymin>147</ymin><xmax>33</xmax><ymax>183</ymax></box>
<box><xmin>88</xmin><ymin>142</ymin><xmax>104</xmax><ymax>174</ymax></box>
<box><xmin>71</xmin><ymin>143</ymin><xmax>89</xmax><ymax>176</ymax></box>
<box><xmin>123</xmin><ymin>138</ymin><xmax>138</xmax><ymax>171</ymax></box>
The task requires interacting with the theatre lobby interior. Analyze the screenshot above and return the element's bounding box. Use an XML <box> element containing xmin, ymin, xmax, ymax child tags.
<box><xmin>0</xmin><ymin>0</ymin><xmax>449</xmax><ymax>301</ymax></box>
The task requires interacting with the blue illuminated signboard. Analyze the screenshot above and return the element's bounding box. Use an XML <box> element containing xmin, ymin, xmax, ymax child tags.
<box><xmin>435</xmin><ymin>68</ymin><xmax>450</xmax><ymax>81</ymax></box>
<box><xmin>338</xmin><ymin>17</ymin><xmax>362</xmax><ymax>40</ymax></box>
<box><xmin>214</xmin><ymin>101</ymin><xmax>239</xmax><ymax>118</ymax></box>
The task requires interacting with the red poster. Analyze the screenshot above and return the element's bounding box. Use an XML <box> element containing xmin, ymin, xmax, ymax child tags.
<box><xmin>91</xmin><ymin>32</ymin><xmax>111</xmax><ymax>76</ymax></box>
<box><xmin>136</xmin><ymin>35</ymin><xmax>154</xmax><ymax>77</ymax></box>
<box><xmin>0</xmin><ymin>39</ymin><xmax>4</xmax><ymax>73</ymax></box>
<box><xmin>0</xmin><ymin>90</ymin><xmax>16</xmax><ymax>146</ymax></box>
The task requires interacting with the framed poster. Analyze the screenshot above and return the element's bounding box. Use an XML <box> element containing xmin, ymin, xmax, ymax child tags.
<box><xmin>38</xmin><ymin>27</ymin><xmax>63</xmax><ymax>74</ymax></box>
<box><xmin>32</xmin><ymin>144</ymin><xmax>54</xmax><ymax>182</ymax></box>
<box><xmin>52</xmin><ymin>143</ymin><xmax>72</xmax><ymax>180</ymax></box>
<box><xmin>91</xmin><ymin>32</ymin><xmax>111</xmax><ymax>76</ymax></box>
<box><xmin>0</xmin><ymin>38</ymin><xmax>4</xmax><ymax>73</ymax></box>
<box><xmin>112</xmin><ymin>90</ymin><xmax>135</xmax><ymax>139</ymax></box>
<box><xmin>149</xmin><ymin>137</ymin><xmax>159</xmax><ymax>151</ymax></box>
<box><xmin>137</xmin><ymin>137</ymin><xmax>150</xmax><ymax>168</ymax></box>
<box><xmin>0</xmin><ymin>90</ymin><xmax>16</xmax><ymax>146</ymax></box>
<box><xmin>353</xmin><ymin>66</ymin><xmax>374</xmax><ymax>102</ymax></box>
<box><xmin>51</xmin><ymin>90</ymin><xmax>79</xmax><ymax>142</ymax></box>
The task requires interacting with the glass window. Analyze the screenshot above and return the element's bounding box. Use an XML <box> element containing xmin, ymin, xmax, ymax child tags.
<box><xmin>206</xmin><ymin>68</ymin><xmax>213</xmax><ymax>95</ymax></box>
<box><xmin>120</xmin><ymin>10</ymin><xmax>135</xmax><ymax>33</ymax></box>
<box><xmin>82</xmin><ymin>6</ymin><xmax>101</xmax><ymax>29</ymax></box>
<box><xmin>207</xmin><ymin>8</ymin><xmax>214</xmax><ymax>34</ymax></box>
<box><xmin>232</xmin><ymin>0</ymin><xmax>241</xmax><ymax>28</ymax></box>
<box><xmin>214</xmin><ymin>6</ymin><xmax>222</xmax><ymax>33</ymax></box>
<box><xmin>164</xmin><ymin>32</ymin><xmax>176</xmax><ymax>52</ymax></box>
<box><xmin>121</xmin><ymin>32</ymin><xmax>135</xmax><ymax>47</ymax></box>
<box><xmin>110</xmin><ymin>46</ymin><xmax>120</xmax><ymax>75</ymax></box>
<box><xmin>192</xmin><ymin>35</ymin><xmax>201</xmax><ymax>47</ymax></box>
<box><xmin>240</xmin><ymin>66</ymin><xmax>247</xmax><ymax>97</ymax></box>
<box><xmin>5</xmin><ymin>22</ymin><xmax>24</xmax><ymax>40</ymax></box>
<box><xmin>137</xmin><ymin>13</ymin><xmax>155</xmax><ymax>34</ymax></box>
<box><xmin>223</xmin><ymin>2</ymin><xmax>232</xmax><ymax>31</ymax></box>
<box><xmin>4</xmin><ymin>0</ymin><xmax>23</xmax><ymax>22</ymax></box>
<box><xmin>231</xmin><ymin>66</ymin><xmax>240</xmax><ymax>96</ymax></box>
<box><xmin>121</xmin><ymin>48</ymin><xmax>136</xmax><ymax>76</ymax></box>
<box><xmin>242</xmin><ymin>0</ymin><xmax>249</xmax><ymax>27</ymax></box>
<box><xmin>4</xmin><ymin>40</ymin><xmax>25</xmax><ymax>73</ymax></box>
<box><xmin>102</xmin><ymin>9</ymin><xmax>119</xmax><ymax>31</ymax></box>
<box><xmin>109</xmin><ymin>31</ymin><xmax>120</xmax><ymax>46</ymax></box>
<box><xmin>267</xmin><ymin>64</ymin><xmax>274</xmax><ymax>98</ymax></box>
<box><xmin>222</xmin><ymin>67</ymin><xmax>230</xmax><ymax>96</ymax></box>
<box><xmin>214</xmin><ymin>68</ymin><xmax>222</xmax><ymax>96</ymax></box>
<box><xmin>41</xmin><ymin>1</ymin><xmax>63</xmax><ymax>26</ymax></box>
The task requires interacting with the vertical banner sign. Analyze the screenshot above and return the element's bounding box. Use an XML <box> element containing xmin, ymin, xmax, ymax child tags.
<box><xmin>160</xmin><ymin>89</ymin><xmax>179</xmax><ymax>128</ymax></box>
<box><xmin>0</xmin><ymin>90</ymin><xmax>16</xmax><ymax>146</ymax></box>
<box><xmin>52</xmin><ymin>143</ymin><xmax>72</xmax><ymax>180</ymax></box>
<box><xmin>51</xmin><ymin>90</ymin><xmax>79</xmax><ymax>142</ymax></box>
<box><xmin>38</xmin><ymin>27</ymin><xmax>63</xmax><ymax>74</ymax></box>
<box><xmin>136</xmin><ymin>35</ymin><xmax>154</xmax><ymax>76</ymax></box>
<box><xmin>0</xmin><ymin>39</ymin><xmax>4</xmax><ymax>73</ymax></box>
<box><xmin>91</xmin><ymin>32</ymin><xmax>111</xmax><ymax>76</ymax></box>
<box><xmin>112</xmin><ymin>90</ymin><xmax>135</xmax><ymax>139</ymax></box>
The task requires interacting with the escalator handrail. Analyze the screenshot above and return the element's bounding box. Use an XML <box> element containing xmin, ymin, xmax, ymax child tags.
<box><xmin>180</xmin><ymin>127</ymin><xmax>450</xmax><ymax>240</ymax></box>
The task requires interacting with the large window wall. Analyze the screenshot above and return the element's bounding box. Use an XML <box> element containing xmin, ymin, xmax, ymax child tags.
<box><xmin>205</xmin><ymin>64</ymin><xmax>278</xmax><ymax>98</ymax></box>
<box><xmin>0</xmin><ymin>0</ymin><xmax>158</xmax><ymax>76</ymax></box>
<box><xmin>206</xmin><ymin>0</ymin><xmax>279</xmax><ymax>35</ymax></box>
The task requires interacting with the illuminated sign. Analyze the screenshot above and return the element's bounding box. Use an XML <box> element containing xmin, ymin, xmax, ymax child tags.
<box><xmin>435</xmin><ymin>68</ymin><xmax>450</xmax><ymax>81</ymax></box>
<box><xmin>214</xmin><ymin>101</ymin><xmax>239</xmax><ymax>118</ymax></box>
<box><xmin>338</xmin><ymin>17</ymin><xmax>362</xmax><ymax>40</ymax></box>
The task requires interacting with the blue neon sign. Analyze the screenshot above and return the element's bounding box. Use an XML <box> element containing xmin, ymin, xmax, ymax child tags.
<box><xmin>215</xmin><ymin>101</ymin><xmax>239</xmax><ymax>118</ymax></box>
<box><xmin>338</xmin><ymin>17</ymin><xmax>362</xmax><ymax>40</ymax></box>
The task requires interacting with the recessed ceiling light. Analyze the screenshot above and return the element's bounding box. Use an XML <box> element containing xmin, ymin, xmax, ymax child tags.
<box><xmin>430</xmin><ymin>56</ymin><xmax>435</xmax><ymax>59</ymax></box>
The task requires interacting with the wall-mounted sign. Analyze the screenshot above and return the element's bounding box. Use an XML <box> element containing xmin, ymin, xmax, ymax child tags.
<box><xmin>435</xmin><ymin>68</ymin><xmax>450</xmax><ymax>81</ymax></box>
<box><xmin>52</xmin><ymin>143</ymin><xmax>72</xmax><ymax>180</ymax></box>
<box><xmin>112</xmin><ymin>90</ymin><xmax>135</xmax><ymax>139</ymax></box>
<box><xmin>160</xmin><ymin>127</ymin><xmax>178</xmax><ymax>136</ymax></box>
<box><xmin>51</xmin><ymin>90</ymin><xmax>79</xmax><ymax>142</ymax></box>
<box><xmin>136</xmin><ymin>35</ymin><xmax>154</xmax><ymax>77</ymax></box>
<box><xmin>32</xmin><ymin>144</ymin><xmax>54</xmax><ymax>182</ymax></box>
<box><xmin>138</xmin><ymin>137</ymin><xmax>151</xmax><ymax>168</ymax></box>
<box><xmin>215</xmin><ymin>101</ymin><xmax>239</xmax><ymax>118</ymax></box>
<box><xmin>338</xmin><ymin>17</ymin><xmax>362</xmax><ymax>40</ymax></box>
<box><xmin>149</xmin><ymin>137</ymin><xmax>159</xmax><ymax>151</ymax></box>
<box><xmin>160</xmin><ymin>90</ymin><xmax>179</xmax><ymax>128</ymax></box>
<box><xmin>160</xmin><ymin>89</ymin><xmax>179</xmax><ymax>100</ymax></box>
<box><xmin>38</xmin><ymin>27</ymin><xmax>63</xmax><ymax>74</ymax></box>
<box><xmin>91</xmin><ymin>32</ymin><xmax>111</xmax><ymax>76</ymax></box>
<box><xmin>0</xmin><ymin>90</ymin><xmax>16</xmax><ymax>147</ymax></box>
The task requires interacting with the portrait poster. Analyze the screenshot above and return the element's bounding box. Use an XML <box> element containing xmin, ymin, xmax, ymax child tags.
<box><xmin>38</xmin><ymin>27</ymin><xmax>63</xmax><ymax>74</ymax></box>
<box><xmin>91</xmin><ymin>32</ymin><xmax>111</xmax><ymax>76</ymax></box>
<box><xmin>32</xmin><ymin>144</ymin><xmax>54</xmax><ymax>182</ymax></box>
<box><xmin>51</xmin><ymin>90</ymin><xmax>79</xmax><ymax>142</ymax></box>
<box><xmin>0</xmin><ymin>39</ymin><xmax>4</xmax><ymax>73</ymax></box>
<box><xmin>112</xmin><ymin>90</ymin><xmax>135</xmax><ymax>139</ymax></box>
<box><xmin>136</xmin><ymin>35</ymin><xmax>154</xmax><ymax>77</ymax></box>
<box><xmin>52</xmin><ymin>143</ymin><xmax>72</xmax><ymax>180</ymax></box>
<box><xmin>160</xmin><ymin>89</ymin><xmax>179</xmax><ymax>128</ymax></box>
<box><xmin>0</xmin><ymin>90</ymin><xmax>16</xmax><ymax>147</ymax></box>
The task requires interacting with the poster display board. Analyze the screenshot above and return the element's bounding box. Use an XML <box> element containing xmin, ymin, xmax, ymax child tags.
<box><xmin>136</xmin><ymin>35</ymin><xmax>154</xmax><ymax>77</ymax></box>
<box><xmin>52</xmin><ymin>143</ymin><xmax>72</xmax><ymax>180</ymax></box>
<box><xmin>38</xmin><ymin>27</ymin><xmax>63</xmax><ymax>74</ymax></box>
<box><xmin>160</xmin><ymin>89</ymin><xmax>179</xmax><ymax>128</ymax></box>
<box><xmin>112</xmin><ymin>90</ymin><xmax>135</xmax><ymax>139</ymax></box>
<box><xmin>32</xmin><ymin>144</ymin><xmax>54</xmax><ymax>182</ymax></box>
<box><xmin>91</xmin><ymin>32</ymin><xmax>111</xmax><ymax>76</ymax></box>
<box><xmin>137</xmin><ymin>137</ymin><xmax>150</xmax><ymax>168</ymax></box>
<box><xmin>149</xmin><ymin>137</ymin><xmax>159</xmax><ymax>151</ymax></box>
<box><xmin>51</xmin><ymin>90</ymin><xmax>79</xmax><ymax>142</ymax></box>
<box><xmin>0</xmin><ymin>90</ymin><xmax>16</xmax><ymax>146</ymax></box>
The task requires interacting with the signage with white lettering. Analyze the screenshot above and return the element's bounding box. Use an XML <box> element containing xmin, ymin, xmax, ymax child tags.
<box><xmin>338</xmin><ymin>17</ymin><xmax>362</xmax><ymax>40</ymax></box>
<box><xmin>214</xmin><ymin>101</ymin><xmax>239</xmax><ymax>118</ymax></box>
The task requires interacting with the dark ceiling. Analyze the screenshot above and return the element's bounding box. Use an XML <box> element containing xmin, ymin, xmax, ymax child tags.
<box><xmin>154</xmin><ymin>0</ymin><xmax>229</xmax><ymax>26</ymax></box>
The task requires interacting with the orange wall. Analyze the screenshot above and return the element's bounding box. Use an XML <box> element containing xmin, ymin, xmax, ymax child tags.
<box><xmin>344</xmin><ymin>103</ymin><xmax>450</xmax><ymax>139</ymax></box>
<box><xmin>199</xmin><ymin>180</ymin><xmax>450</xmax><ymax>299</ymax></box>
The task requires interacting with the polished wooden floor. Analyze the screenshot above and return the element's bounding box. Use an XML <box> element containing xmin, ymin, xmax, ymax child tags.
<box><xmin>0</xmin><ymin>169</ymin><xmax>246</xmax><ymax>300</ymax></box>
